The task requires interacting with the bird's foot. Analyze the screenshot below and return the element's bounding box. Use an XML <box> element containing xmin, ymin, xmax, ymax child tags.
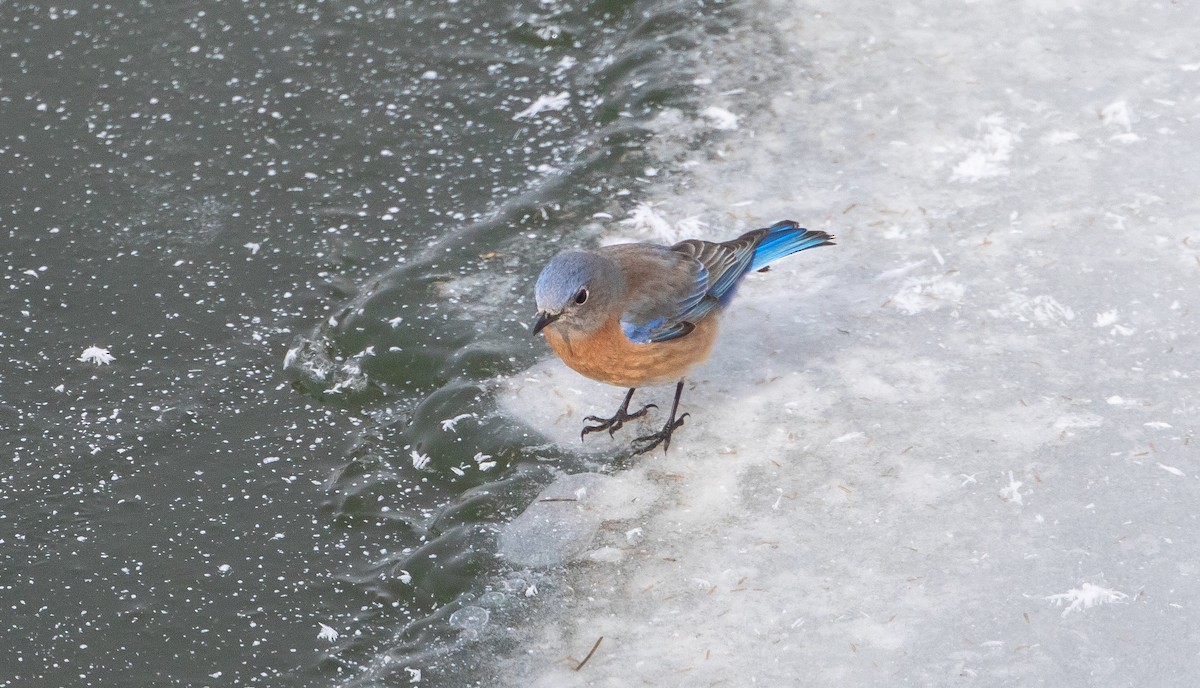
<box><xmin>581</xmin><ymin>403</ymin><xmax>657</xmax><ymax>440</ymax></box>
<box><xmin>630</xmin><ymin>413</ymin><xmax>689</xmax><ymax>455</ymax></box>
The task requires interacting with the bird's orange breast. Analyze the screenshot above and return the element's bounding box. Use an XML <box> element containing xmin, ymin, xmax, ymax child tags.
<box><xmin>542</xmin><ymin>316</ymin><xmax>720</xmax><ymax>388</ymax></box>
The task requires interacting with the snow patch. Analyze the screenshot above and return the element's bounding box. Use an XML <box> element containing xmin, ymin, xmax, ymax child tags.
<box><xmin>1045</xmin><ymin>583</ymin><xmax>1129</xmax><ymax>617</ymax></box>
<box><xmin>951</xmin><ymin>114</ymin><xmax>1018</xmax><ymax>182</ymax></box>
<box><xmin>699</xmin><ymin>105</ymin><xmax>739</xmax><ymax>130</ymax></box>
<box><xmin>889</xmin><ymin>274</ymin><xmax>965</xmax><ymax>314</ymax></box>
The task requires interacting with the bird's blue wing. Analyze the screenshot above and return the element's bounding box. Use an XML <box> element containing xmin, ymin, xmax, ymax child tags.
<box><xmin>609</xmin><ymin>222</ymin><xmax>834</xmax><ymax>344</ymax></box>
<box><xmin>672</xmin><ymin>220</ymin><xmax>835</xmax><ymax>309</ymax></box>
<box><xmin>671</xmin><ymin>233</ymin><xmax>760</xmax><ymax>307</ymax></box>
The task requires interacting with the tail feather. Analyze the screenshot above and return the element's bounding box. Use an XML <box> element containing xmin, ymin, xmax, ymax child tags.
<box><xmin>749</xmin><ymin>220</ymin><xmax>835</xmax><ymax>272</ymax></box>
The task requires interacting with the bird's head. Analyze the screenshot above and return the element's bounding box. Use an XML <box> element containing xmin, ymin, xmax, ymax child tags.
<box><xmin>531</xmin><ymin>251</ymin><xmax>625</xmax><ymax>337</ymax></box>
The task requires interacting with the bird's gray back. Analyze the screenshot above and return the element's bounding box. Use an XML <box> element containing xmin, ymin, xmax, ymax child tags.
<box><xmin>600</xmin><ymin>243</ymin><xmax>706</xmax><ymax>331</ymax></box>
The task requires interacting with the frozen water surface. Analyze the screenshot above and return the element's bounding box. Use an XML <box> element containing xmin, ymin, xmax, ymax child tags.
<box><xmin>5</xmin><ymin>0</ymin><xmax>1199</xmax><ymax>685</ymax></box>
<box><xmin>497</xmin><ymin>0</ymin><xmax>1200</xmax><ymax>685</ymax></box>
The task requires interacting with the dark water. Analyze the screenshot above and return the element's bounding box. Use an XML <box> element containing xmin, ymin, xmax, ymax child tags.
<box><xmin>1</xmin><ymin>0</ymin><xmax>730</xmax><ymax>685</ymax></box>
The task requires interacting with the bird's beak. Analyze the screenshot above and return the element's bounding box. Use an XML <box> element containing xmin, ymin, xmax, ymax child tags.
<box><xmin>530</xmin><ymin>310</ymin><xmax>560</xmax><ymax>335</ymax></box>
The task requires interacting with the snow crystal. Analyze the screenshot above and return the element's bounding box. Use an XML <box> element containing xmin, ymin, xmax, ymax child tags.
<box><xmin>617</xmin><ymin>202</ymin><xmax>676</xmax><ymax>242</ymax></box>
<box><xmin>317</xmin><ymin>623</ymin><xmax>340</xmax><ymax>642</ymax></box>
<box><xmin>512</xmin><ymin>91</ymin><xmax>570</xmax><ymax>120</ymax></box>
<box><xmin>889</xmin><ymin>275</ymin><xmax>965</xmax><ymax>314</ymax></box>
<box><xmin>1045</xmin><ymin>583</ymin><xmax>1129</xmax><ymax>617</ymax></box>
<box><xmin>699</xmin><ymin>105</ymin><xmax>739</xmax><ymax>130</ymax></box>
<box><xmin>989</xmin><ymin>293</ymin><xmax>1075</xmax><ymax>326</ymax></box>
<box><xmin>950</xmin><ymin>114</ymin><xmax>1018</xmax><ymax>182</ymax></box>
<box><xmin>1101</xmin><ymin>100</ymin><xmax>1133</xmax><ymax>132</ymax></box>
<box><xmin>410</xmin><ymin>449</ymin><xmax>431</xmax><ymax>471</ymax></box>
<box><xmin>440</xmin><ymin>413</ymin><xmax>474</xmax><ymax>432</ymax></box>
<box><xmin>78</xmin><ymin>346</ymin><xmax>115</xmax><ymax>365</ymax></box>
<box><xmin>1041</xmin><ymin>130</ymin><xmax>1080</xmax><ymax>145</ymax></box>
<box><xmin>999</xmin><ymin>471</ymin><xmax>1024</xmax><ymax>506</ymax></box>
<box><xmin>473</xmin><ymin>452</ymin><xmax>497</xmax><ymax>472</ymax></box>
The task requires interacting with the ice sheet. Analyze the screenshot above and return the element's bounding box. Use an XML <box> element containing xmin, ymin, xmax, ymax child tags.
<box><xmin>498</xmin><ymin>0</ymin><xmax>1200</xmax><ymax>684</ymax></box>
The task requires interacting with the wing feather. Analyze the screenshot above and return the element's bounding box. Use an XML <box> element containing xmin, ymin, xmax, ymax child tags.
<box><xmin>604</xmin><ymin>222</ymin><xmax>829</xmax><ymax>345</ymax></box>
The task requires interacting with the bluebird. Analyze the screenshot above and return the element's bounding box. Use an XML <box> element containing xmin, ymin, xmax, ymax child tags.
<box><xmin>530</xmin><ymin>220</ymin><xmax>835</xmax><ymax>454</ymax></box>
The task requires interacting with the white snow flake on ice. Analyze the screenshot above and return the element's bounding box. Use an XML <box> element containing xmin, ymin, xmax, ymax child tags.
<box><xmin>512</xmin><ymin>91</ymin><xmax>570</xmax><ymax>120</ymax></box>
<box><xmin>1156</xmin><ymin>463</ymin><xmax>1185</xmax><ymax>477</ymax></box>
<box><xmin>1053</xmin><ymin>412</ymin><xmax>1104</xmax><ymax>430</ymax></box>
<box><xmin>950</xmin><ymin>114</ymin><xmax>1018</xmax><ymax>182</ymax></box>
<box><xmin>1106</xmin><ymin>395</ymin><xmax>1141</xmax><ymax>408</ymax></box>
<box><xmin>889</xmin><ymin>275</ymin><xmax>965</xmax><ymax>313</ymax></box>
<box><xmin>999</xmin><ymin>471</ymin><xmax>1024</xmax><ymax>506</ymax></box>
<box><xmin>473</xmin><ymin>452</ymin><xmax>496</xmax><ymax>471</ymax></box>
<box><xmin>700</xmin><ymin>105</ymin><xmax>739</xmax><ymax>130</ymax></box>
<box><xmin>1110</xmin><ymin>132</ymin><xmax>1142</xmax><ymax>144</ymax></box>
<box><xmin>405</xmin><ymin>667</ymin><xmax>422</xmax><ymax>683</ymax></box>
<box><xmin>1045</xmin><ymin>583</ymin><xmax>1129</xmax><ymax>617</ymax></box>
<box><xmin>1091</xmin><ymin>303</ymin><xmax>1135</xmax><ymax>334</ymax></box>
<box><xmin>1101</xmin><ymin>100</ymin><xmax>1133</xmax><ymax>132</ymax></box>
<box><xmin>619</xmin><ymin>202</ymin><xmax>677</xmax><ymax>241</ymax></box>
<box><xmin>1041</xmin><ymin>130</ymin><xmax>1080</xmax><ymax>145</ymax></box>
<box><xmin>317</xmin><ymin>623</ymin><xmax>340</xmax><ymax>642</ymax></box>
<box><xmin>990</xmin><ymin>293</ymin><xmax>1075</xmax><ymax>326</ymax></box>
<box><xmin>78</xmin><ymin>346</ymin><xmax>115</xmax><ymax>365</ymax></box>
<box><xmin>410</xmin><ymin>449</ymin><xmax>431</xmax><ymax>470</ymax></box>
<box><xmin>440</xmin><ymin>413</ymin><xmax>474</xmax><ymax>432</ymax></box>
<box><xmin>553</xmin><ymin>56</ymin><xmax>577</xmax><ymax>74</ymax></box>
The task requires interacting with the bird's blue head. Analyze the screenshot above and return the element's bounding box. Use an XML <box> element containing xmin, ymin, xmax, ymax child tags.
<box><xmin>531</xmin><ymin>251</ymin><xmax>624</xmax><ymax>336</ymax></box>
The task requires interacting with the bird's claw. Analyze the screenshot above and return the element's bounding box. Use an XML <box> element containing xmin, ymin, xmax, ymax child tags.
<box><xmin>580</xmin><ymin>403</ymin><xmax>657</xmax><ymax>441</ymax></box>
<box><xmin>631</xmin><ymin>412</ymin><xmax>689</xmax><ymax>455</ymax></box>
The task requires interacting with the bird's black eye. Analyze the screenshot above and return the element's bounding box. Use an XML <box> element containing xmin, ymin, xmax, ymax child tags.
<box><xmin>574</xmin><ymin>288</ymin><xmax>588</xmax><ymax>305</ymax></box>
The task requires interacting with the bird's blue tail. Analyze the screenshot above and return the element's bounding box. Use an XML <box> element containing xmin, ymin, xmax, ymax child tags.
<box><xmin>749</xmin><ymin>220</ymin><xmax>835</xmax><ymax>272</ymax></box>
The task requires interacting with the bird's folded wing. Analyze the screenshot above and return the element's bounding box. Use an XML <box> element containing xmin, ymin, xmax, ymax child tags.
<box><xmin>671</xmin><ymin>229</ymin><xmax>767</xmax><ymax>306</ymax></box>
<box><xmin>603</xmin><ymin>244</ymin><xmax>712</xmax><ymax>344</ymax></box>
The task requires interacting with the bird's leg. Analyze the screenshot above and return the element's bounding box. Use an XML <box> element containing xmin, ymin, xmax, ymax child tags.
<box><xmin>631</xmin><ymin>380</ymin><xmax>689</xmax><ymax>455</ymax></box>
<box><xmin>581</xmin><ymin>387</ymin><xmax>657</xmax><ymax>440</ymax></box>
